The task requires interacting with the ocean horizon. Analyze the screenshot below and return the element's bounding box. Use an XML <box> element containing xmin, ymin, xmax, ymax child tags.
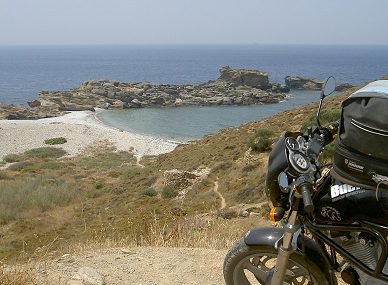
<box><xmin>1</xmin><ymin>44</ymin><xmax>388</xmax><ymax>104</ymax></box>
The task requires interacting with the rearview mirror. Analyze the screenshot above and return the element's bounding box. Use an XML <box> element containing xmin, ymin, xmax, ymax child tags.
<box><xmin>322</xmin><ymin>76</ymin><xmax>336</xmax><ymax>98</ymax></box>
<box><xmin>317</xmin><ymin>76</ymin><xmax>336</xmax><ymax>128</ymax></box>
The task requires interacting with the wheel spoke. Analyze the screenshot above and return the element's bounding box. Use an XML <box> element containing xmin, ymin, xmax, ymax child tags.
<box><xmin>285</xmin><ymin>267</ymin><xmax>311</xmax><ymax>285</ymax></box>
<box><xmin>288</xmin><ymin>267</ymin><xmax>306</xmax><ymax>278</ymax></box>
<box><xmin>242</xmin><ymin>259</ymin><xmax>269</xmax><ymax>281</ymax></box>
<box><xmin>225</xmin><ymin>239</ymin><xmax>321</xmax><ymax>285</ymax></box>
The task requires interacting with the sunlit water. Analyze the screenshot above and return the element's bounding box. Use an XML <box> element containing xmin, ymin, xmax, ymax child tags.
<box><xmin>98</xmin><ymin>90</ymin><xmax>321</xmax><ymax>142</ymax></box>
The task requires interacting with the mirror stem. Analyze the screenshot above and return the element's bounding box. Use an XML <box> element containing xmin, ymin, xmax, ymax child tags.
<box><xmin>316</xmin><ymin>97</ymin><xmax>324</xmax><ymax>128</ymax></box>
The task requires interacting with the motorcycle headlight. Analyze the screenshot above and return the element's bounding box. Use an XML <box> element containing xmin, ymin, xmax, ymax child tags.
<box><xmin>265</xmin><ymin>132</ymin><xmax>301</xmax><ymax>208</ymax></box>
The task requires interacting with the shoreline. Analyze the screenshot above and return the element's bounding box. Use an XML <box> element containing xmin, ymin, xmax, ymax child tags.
<box><xmin>0</xmin><ymin>110</ymin><xmax>179</xmax><ymax>160</ymax></box>
<box><xmin>94</xmin><ymin>109</ymin><xmax>184</xmax><ymax>145</ymax></box>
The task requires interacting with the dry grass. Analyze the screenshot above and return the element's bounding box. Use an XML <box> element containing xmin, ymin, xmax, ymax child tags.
<box><xmin>0</xmin><ymin>266</ymin><xmax>37</xmax><ymax>285</ymax></box>
<box><xmin>0</xmin><ymin>88</ymin><xmax>354</xmax><ymax>264</ymax></box>
<box><xmin>0</xmin><ymin>175</ymin><xmax>78</xmax><ymax>223</ymax></box>
<box><xmin>68</xmin><ymin>214</ymin><xmax>268</xmax><ymax>253</ymax></box>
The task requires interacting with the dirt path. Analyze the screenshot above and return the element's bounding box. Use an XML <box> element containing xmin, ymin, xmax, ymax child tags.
<box><xmin>135</xmin><ymin>156</ymin><xmax>145</xmax><ymax>168</ymax></box>
<box><xmin>33</xmin><ymin>247</ymin><xmax>226</xmax><ymax>285</ymax></box>
<box><xmin>24</xmin><ymin>245</ymin><xmax>346</xmax><ymax>285</ymax></box>
<box><xmin>213</xmin><ymin>179</ymin><xmax>226</xmax><ymax>210</ymax></box>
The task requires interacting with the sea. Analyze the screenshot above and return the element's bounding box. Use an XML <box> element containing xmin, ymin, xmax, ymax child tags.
<box><xmin>1</xmin><ymin>45</ymin><xmax>387</xmax><ymax>141</ymax></box>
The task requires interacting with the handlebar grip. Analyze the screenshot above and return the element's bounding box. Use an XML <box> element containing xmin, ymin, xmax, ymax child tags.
<box><xmin>323</xmin><ymin>121</ymin><xmax>339</xmax><ymax>143</ymax></box>
<box><xmin>300</xmin><ymin>184</ymin><xmax>314</xmax><ymax>213</ymax></box>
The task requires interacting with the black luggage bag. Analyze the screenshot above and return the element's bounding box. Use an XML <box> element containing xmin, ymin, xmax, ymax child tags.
<box><xmin>331</xmin><ymin>80</ymin><xmax>388</xmax><ymax>189</ymax></box>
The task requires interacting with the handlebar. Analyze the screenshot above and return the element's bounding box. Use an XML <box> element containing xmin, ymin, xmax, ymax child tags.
<box><xmin>299</xmin><ymin>183</ymin><xmax>314</xmax><ymax>213</ymax></box>
<box><xmin>306</xmin><ymin>121</ymin><xmax>339</xmax><ymax>157</ymax></box>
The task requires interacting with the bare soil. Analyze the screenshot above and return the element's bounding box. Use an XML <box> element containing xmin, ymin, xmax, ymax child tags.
<box><xmin>33</xmin><ymin>247</ymin><xmax>227</xmax><ymax>285</ymax></box>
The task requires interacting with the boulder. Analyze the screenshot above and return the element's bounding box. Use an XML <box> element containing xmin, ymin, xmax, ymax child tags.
<box><xmin>129</xmin><ymin>98</ymin><xmax>143</xmax><ymax>108</ymax></box>
<box><xmin>27</xmin><ymin>99</ymin><xmax>41</xmax><ymax>108</ymax></box>
<box><xmin>91</xmin><ymin>88</ymin><xmax>108</xmax><ymax>96</ymax></box>
<box><xmin>217</xmin><ymin>66</ymin><xmax>269</xmax><ymax>89</ymax></box>
<box><xmin>270</xmin><ymin>83</ymin><xmax>290</xmax><ymax>93</ymax></box>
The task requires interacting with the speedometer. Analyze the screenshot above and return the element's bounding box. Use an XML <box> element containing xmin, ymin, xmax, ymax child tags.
<box><xmin>289</xmin><ymin>152</ymin><xmax>310</xmax><ymax>173</ymax></box>
<box><xmin>285</xmin><ymin>137</ymin><xmax>300</xmax><ymax>151</ymax></box>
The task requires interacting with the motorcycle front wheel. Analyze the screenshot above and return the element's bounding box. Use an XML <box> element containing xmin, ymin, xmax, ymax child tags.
<box><xmin>223</xmin><ymin>238</ymin><xmax>332</xmax><ymax>285</ymax></box>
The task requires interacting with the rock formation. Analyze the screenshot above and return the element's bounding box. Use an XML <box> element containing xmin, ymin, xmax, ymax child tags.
<box><xmin>0</xmin><ymin>67</ymin><xmax>353</xmax><ymax>120</ymax></box>
<box><xmin>214</xmin><ymin>66</ymin><xmax>270</xmax><ymax>89</ymax></box>
<box><xmin>0</xmin><ymin>104</ymin><xmax>63</xmax><ymax>120</ymax></box>
<box><xmin>6</xmin><ymin>66</ymin><xmax>287</xmax><ymax>119</ymax></box>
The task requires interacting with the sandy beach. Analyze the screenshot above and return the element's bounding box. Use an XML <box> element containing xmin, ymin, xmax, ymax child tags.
<box><xmin>0</xmin><ymin>109</ymin><xmax>178</xmax><ymax>159</ymax></box>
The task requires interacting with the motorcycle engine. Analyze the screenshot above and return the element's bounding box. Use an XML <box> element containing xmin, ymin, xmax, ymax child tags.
<box><xmin>331</xmin><ymin>231</ymin><xmax>388</xmax><ymax>285</ymax></box>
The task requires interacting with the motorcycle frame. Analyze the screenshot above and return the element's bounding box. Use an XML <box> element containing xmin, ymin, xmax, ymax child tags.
<box><xmin>269</xmin><ymin>172</ymin><xmax>388</xmax><ymax>284</ymax></box>
<box><xmin>305</xmin><ymin>217</ymin><xmax>388</xmax><ymax>282</ymax></box>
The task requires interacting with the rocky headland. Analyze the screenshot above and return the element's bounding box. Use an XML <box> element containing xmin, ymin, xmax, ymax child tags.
<box><xmin>285</xmin><ymin>76</ymin><xmax>353</xmax><ymax>91</ymax></box>
<box><xmin>0</xmin><ymin>66</ymin><xmax>353</xmax><ymax>120</ymax></box>
<box><xmin>30</xmin><ymin>66</ymin><xmax>289</xmax><ymax>110</ymax></box>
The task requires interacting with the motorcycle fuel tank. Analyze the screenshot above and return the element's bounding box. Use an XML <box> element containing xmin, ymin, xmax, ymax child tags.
<box><xmin>314</xmin><ymin>183</ymin><xmax>388</xmax><ymax>225</ymax></box>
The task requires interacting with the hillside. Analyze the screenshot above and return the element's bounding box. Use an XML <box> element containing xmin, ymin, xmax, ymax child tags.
<box><xmin>0</xmin><ymin>86</ymin><xmax>356</xmax><ymax>284</ymax></box>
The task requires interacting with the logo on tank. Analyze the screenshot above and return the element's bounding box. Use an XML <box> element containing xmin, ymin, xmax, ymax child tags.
<box><xmin>330</xmin><ymin>184</ymin><xmax>365</xmax><ymax>201</ymax></box>
<box><xmin>321</xmin><ymin>206</ymin><xmax>342</xmax><ymax>221</ymax></box>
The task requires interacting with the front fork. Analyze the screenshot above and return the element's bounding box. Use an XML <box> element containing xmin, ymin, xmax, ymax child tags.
<box><xmin>270</xmin><ymin>204</ymin><xmax>301</xmax><ymax>285</ymax></box>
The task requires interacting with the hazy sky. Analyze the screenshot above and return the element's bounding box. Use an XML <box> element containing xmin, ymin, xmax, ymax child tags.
<box><xmin>1</xmin><ymin>0</ymin><xmax>387</xmax><ymax>45</ymax></box>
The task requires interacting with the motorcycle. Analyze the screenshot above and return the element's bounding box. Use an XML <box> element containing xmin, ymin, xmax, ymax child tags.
<box><xmin>223</xmin><ymin>77</ymin><xmax>388</xmax><ymax>285</ymax></box>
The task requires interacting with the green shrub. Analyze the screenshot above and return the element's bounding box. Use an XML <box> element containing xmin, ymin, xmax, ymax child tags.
<box><xmin>0</xmin><ymin>172</ymin><xmax>10</xmax><ymax>180</ymax></box>
<box><xmin>44</xmin><ymin>137</ymin><xmax>67</xmax><ymax>145</ymax></box>
<box><xmin>24</xmin><ymin>147</ymin><xmax>67</xmax><ymax>159</ymax></box>
<box><xmin>38</xmin><ymin>161</ymin><xmax>64</xmax><ymax>170</ymax></box>
<box><xmin>249</xmin><ymin>137</ymin><xmax>272</xmax><ymax>152</ymax></box>
<box><xmin>3</xmin><ymin>154</ymin><xmax>23</xmax><ymax>163</ymax></box>
<box><xmin>255</xmin><ymin>129</ymin><xmax>274</xmax><ymax>137</ymax></box>
<box><xmin>142</xmin><ymin>187</ymin><xmax>157</xmax><ymax>197</ymax></box>
<box><xmin>79</xmin><ymin>151</ymin><xmax>136</xmax><ymax>171</ymax></box>
<box><xmin>161</xmin><ymin>186</ymin><xmax>178</xmax><ymax>199</ymax></box>
<box><xmin>121</xmin><ymin>167</ymin><xmax>141</xmax><ymax>181</ymax></box>
<box><xmin>249</xmin><ymin>128</ymin><xmax>274</xmax><ymax>153</ymax></box>
<box><xmin>87</xmin><ymin>182</ymin><xmax>112</xmax><ymax>198</ymax></box>
<box><xmin>8</xmin><ymin>161</ymin><xmax>34</xmax><ymax>171</ymax></box>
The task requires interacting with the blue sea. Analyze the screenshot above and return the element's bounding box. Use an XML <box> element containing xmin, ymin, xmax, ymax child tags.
<box><xmin>1</xmin><ymin>45</ymin><xmax>387</xmax><ymax>141</ymax></box>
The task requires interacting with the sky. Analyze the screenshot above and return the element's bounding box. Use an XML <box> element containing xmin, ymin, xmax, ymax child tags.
<box><xmin>1</xmin><ymin>0</ymin><xmax>388</xmax><ymax>45</ymax></box>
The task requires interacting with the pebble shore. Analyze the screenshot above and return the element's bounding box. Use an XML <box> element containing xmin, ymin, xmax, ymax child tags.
<box><xmin>0</xmin><ymin>109</ymin><xmax>178</xmax><ymax>159</ymax></box>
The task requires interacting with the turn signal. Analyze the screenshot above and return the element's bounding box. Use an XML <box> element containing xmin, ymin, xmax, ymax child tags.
<box><xmin>269</xmin><ymin>207</ymin><xmax>285</xmax><ymax>222</ymax></box>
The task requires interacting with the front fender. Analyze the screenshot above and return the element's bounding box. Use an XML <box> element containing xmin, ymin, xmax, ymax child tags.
<box><xmin>244</xmin><ymin>227</ymin><xmax>284</xmax><ymax>246</ymax></box>
<box><xmin>244</xmin><ymin>227</ymin><xmax>337</xmax><ymax>285</ymax></box>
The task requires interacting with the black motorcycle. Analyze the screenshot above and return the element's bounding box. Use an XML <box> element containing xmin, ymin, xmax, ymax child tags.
<box><xmin>223</xmin><ymin>77</ymin><xmax>388</xmax><ymax>285</ymax></box>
